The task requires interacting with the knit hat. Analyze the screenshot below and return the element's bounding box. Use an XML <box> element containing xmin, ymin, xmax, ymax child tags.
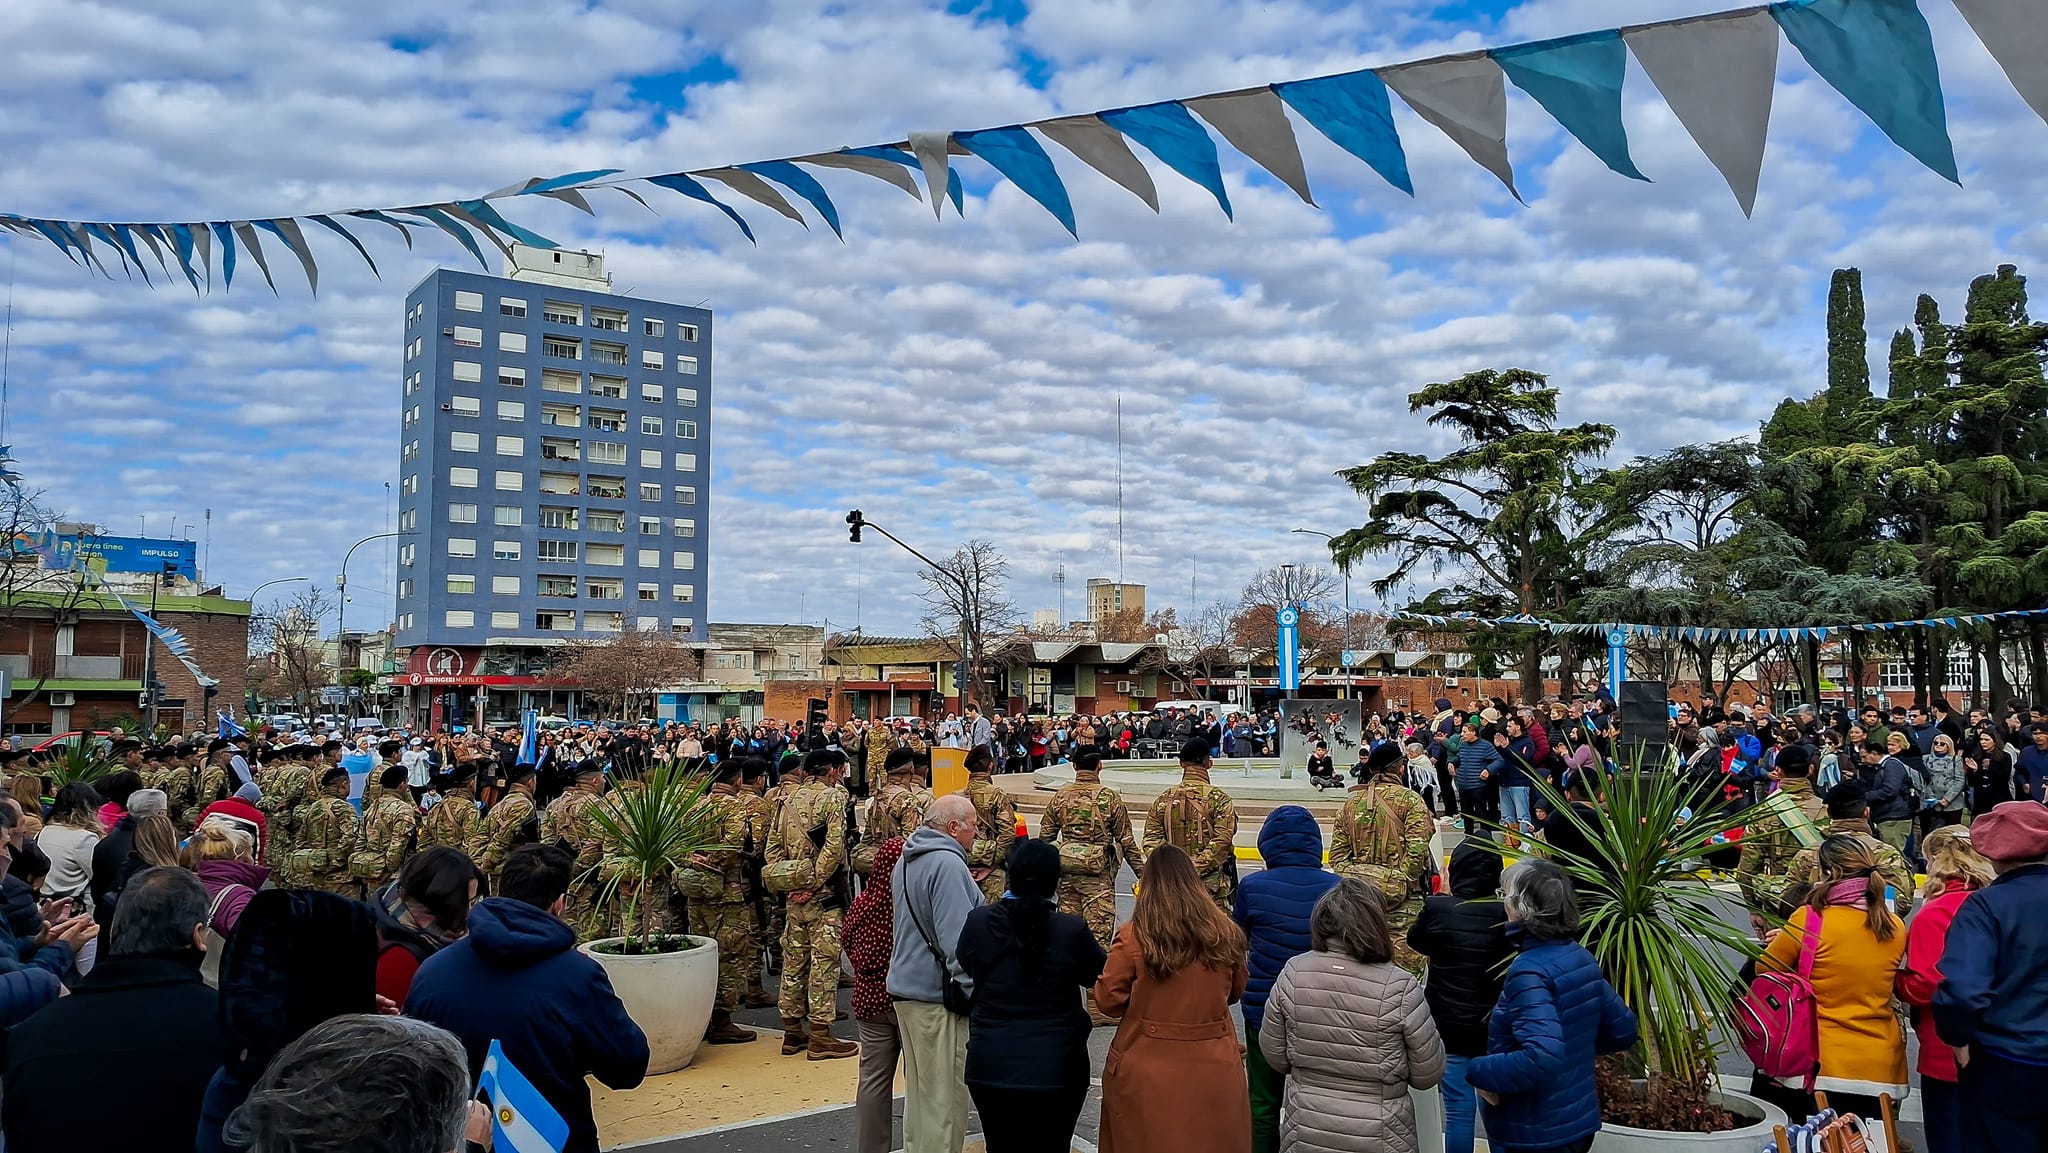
<box><xmin>127</xmin><ymin>788</ymin><xmax>168</xmax><ymax>818</ymax></box>
<box><xmin>1006</xmin><ymin>838</ymin><xmax>1061</xmax><ymax>902</ymax></box>
<box><xmin>1359</xmin><ymin>741</ymin><xmax>1405</xmax><ymax>780</ymax></box>
<box><xmin>1971</xmin><ymin>801</ymin><xmax>2048</xmax><ymax>862</ymax></box>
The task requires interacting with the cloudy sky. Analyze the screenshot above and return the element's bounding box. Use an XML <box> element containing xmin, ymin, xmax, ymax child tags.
<box><xmin>2</xmin><ymin>0</ymin><xmax>2043</xmax><ymax>638</ymax></box>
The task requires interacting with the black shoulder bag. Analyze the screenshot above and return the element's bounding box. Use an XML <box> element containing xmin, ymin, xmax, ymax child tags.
<box><xmin>906</xmin><ymin>872</ymin><xmax>974</xmax><ymax>1016</ymax></box>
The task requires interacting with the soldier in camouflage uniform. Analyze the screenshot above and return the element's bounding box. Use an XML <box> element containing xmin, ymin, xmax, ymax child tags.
<box><xmin>290</xmin><ymin>765</ymin><xmax>363</xmax><ymax>895</ymax></box>
<box><xmin>961</xmin><ymin>746</ymin><xmax>1017</xmax><ymax>904</ymax></box>
<box><xmin>1328</xmin><ymin>743</ymin><xmax>1434</xmax><ymax>975</ymax></box>
<box><xmin>1142</xmin><ymin>739</ymin><xmax>1240</xmax><ymax>912</ymax></box>
<box><xmin>541</xmin><ymin>761</ymin><xmax>609</xmax><ymax>936</ymax></box>
<box><xmin>419</xmin><ymin>761</ymin><xmax>484</xmax><ymax>854</ymax></box>
<box><xmin>689</xmin><ymin>761</ymin><xmax>764</xmax><ymax>1046</ymax></box>
<box><xmin>350</xmin><ymin>765</ymin><xmax>422</xmax><ymax>896</ymax></box>
<box><xmin>764</xmin><ymin>749</ymin><xmax>857</xmax><ymax>1060</ymax></box>
<box><xmin>739</xmin><ymin>758</ymin><xmax>780</xmax><ymax>1009</ymax></box>
<box><xmin>854</xmin><ymin>748</ymin><xmax>932</xmax><ymax>877</ymax></box>
<box><xmin>863</xmin><ymin>720</ymin><xmax>929</xmax><ymax>800</ymax></box>
<box><xmin>256</xmin><ymin>744</ymin><xmax>318</xmax><ymax>885</ymax></box>
<box><xmin>1734</xmin><ymin>745</ymin><xmax>1830</xmax><ymax>918</ymax></box>
<box><xmin>1040</xmin><ymin>749</ymin><xmax>1141</xmax><ymax>1025</ymax></box>
<box><xmin>150</xmin><ymin>750</ymin><xmax>197</xmax><ymax>833</ymax></box>
<box><xmin>1783</xmin><ymin>780</ymin><xmax>1914</xmax><ymax>918</ymax></box>
<box><xmin>469</xmin><ymin>762</ymin><xmax>539</xmax><ymax>892</ymax></box>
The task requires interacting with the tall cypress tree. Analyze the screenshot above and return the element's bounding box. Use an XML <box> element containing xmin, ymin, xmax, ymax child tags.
<box><xmin>1824</xmin><ymin>267</ymin><xmax>1871</xmax><ymax>440</ymax></box>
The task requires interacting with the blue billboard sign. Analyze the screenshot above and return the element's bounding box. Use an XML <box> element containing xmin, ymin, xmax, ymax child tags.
<box><xmin>31</xmin><ymin>533</ymin><xmax>197</xmax><ymax>580</ymax></box>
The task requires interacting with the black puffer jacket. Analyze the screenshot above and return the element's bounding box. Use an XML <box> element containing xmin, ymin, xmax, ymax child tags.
<box><xmin>1407</xmin><ymin>842</ymin><xmax>1512</xmax><ymax>1056</ymax></box>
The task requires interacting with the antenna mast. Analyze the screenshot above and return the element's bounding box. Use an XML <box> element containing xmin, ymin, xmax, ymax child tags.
<box><xmin>1115</xmin><ymin>394</ymin><xmax>1125</xmax><ymax>584</ymax></box>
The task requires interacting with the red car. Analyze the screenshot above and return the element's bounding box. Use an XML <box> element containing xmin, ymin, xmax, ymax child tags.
<box><xmin>28</xmin><ymin>730</ymin><xmax>117</xmax><ymax>753</ymax></box>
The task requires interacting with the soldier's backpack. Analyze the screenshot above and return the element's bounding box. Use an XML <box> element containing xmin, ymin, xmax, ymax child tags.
<box><xmin>1335</xmin><ymin>785</ymin><xmax>1414</xmax><ymax>903</ymax></box>
<box><xmin>1161</xmin><ymin>784</ymin><xmax>1216</xmax><ymax>861</ymax></box>
<box><xmin>1056</xmin><ymin>785</ymin><xmax>1114</xmax><ymax>876</ymax></box>
<box><xmin>760</xmin><ymin>794</ymin><xmax>820</xmax><ymax>894</ymax></box>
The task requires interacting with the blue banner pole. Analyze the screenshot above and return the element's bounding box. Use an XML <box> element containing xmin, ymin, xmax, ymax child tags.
<box><xmin>1606</xmin><ymin>628</ymin><xmax>1626</xmax><ymax>701</ymax></box>
<box><xmin>1278</xmin><ymin>606</ymin><xmax>1300</xmax><ymax>694</ymax></box>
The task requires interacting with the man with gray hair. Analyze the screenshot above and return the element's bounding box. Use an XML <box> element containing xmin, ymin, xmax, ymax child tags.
<box><xmin>4</xmin><ymin>867</ymin><xmax>222</xmax><ymax>1153</ymax></box>
<box><xmin>226</xmin><ymin>1014</ymin><xmax>486</xmax><ymax>1153</ymax></box>
<box><xmin>889</xmin><ymin>793</ymin><xmax>983</xmax><ymax>1153</ymax></box>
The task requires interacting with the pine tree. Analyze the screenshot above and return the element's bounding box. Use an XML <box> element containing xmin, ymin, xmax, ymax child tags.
<box><xmin>1824</xmin><ymin>267</ymin><xmax>1872</xmax><ymax>440</ymax></box>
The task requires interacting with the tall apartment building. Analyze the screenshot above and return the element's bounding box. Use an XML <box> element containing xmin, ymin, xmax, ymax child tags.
<box><xmin>1085</xmin><ymin>579</ymin><xmax>1144</xmax><ymax>623</ymax></box>
<box><xmin>393</xmin><ymin>247</ymin><xmax>710</xmax><ymax>725</ymax></box>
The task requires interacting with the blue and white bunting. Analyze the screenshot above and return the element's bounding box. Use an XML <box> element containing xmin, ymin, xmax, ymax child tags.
<box><xmin>1392</xmin><ymin>607</ymin><xmax>2048</xmax><ymax>645</ymax></box>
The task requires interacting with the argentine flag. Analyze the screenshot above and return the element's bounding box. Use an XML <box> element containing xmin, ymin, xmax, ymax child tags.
<box><xmin>519</xmin><ymin>707</ymin><xmax>539</xmax><ymax>768</ymax></box>
<box><xmin>218</xmin><ymin>711</ymin><xmax>247</xmax><ymax>740</ymax></box>
<box><xmin>479</xmin><ymin>1040</ymin><xmax>569</xmax><ymax>1153</ymax></box>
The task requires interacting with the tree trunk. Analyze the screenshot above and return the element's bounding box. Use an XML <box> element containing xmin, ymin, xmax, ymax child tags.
<box><xmin>1848</xmin><ymin>634</ymin><xmax>1867</xmax><ymax>704</ymax></box>
<box><xmin>1802</xmin><ymin>638</ymin><xmax>1823</xmax><ymax>705</ymax></box>
<box><xmin>2029</xmin><ymin>620</ymin><xmax>2048</xmax><ymax>704</ymax></box>
<box><xmin>1910</xmin><ymin>630</ymin><xmax>1931</xmax><ymax>708</ymax></box>
<box><xmin>1987</xmin><ymin>628</ymin><xmax>2013</xmax><ymax>716</ymax></box>
<box><xmin>1520</xmin><ymin>632</ymin><xmax>1542</xmax><ymax>705</ymax></box>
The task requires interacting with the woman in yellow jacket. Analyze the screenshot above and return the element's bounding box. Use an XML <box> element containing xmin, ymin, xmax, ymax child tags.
<box><xmin>1752</xmin><ymin>835</ymin><xmax>1909</xmax><ymax>1121</ymax></box>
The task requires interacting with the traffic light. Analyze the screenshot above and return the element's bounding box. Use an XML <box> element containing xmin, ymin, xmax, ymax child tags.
<box><xmin>806</xmin><ymin>697</ymin><xmax>828</xmax><ymax>735</ymax></box>
<box><xmin>845</xmin><ymin>509</ymin><xmax>863</xmax><ymax>543</ymax></box>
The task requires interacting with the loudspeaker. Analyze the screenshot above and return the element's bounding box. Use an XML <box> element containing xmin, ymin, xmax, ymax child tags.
<box><xmin>1616</xmin><ymin>680</ymin><xmax>1670</xmax><ymax>769</ymax></box>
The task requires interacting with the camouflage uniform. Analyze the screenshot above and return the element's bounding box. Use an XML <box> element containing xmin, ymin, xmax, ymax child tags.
<box><xmin>289</xmin><ymin>793</ymin><xmax>362</xmax><ymax>896</ymax></box>
<box><xmin>853</xmin><ymin>777</ymin><xmax>932</xmax><ymax>876</ymax></box>
<box><xmin>742</xmin><ymin>789</ymin><xmax>780</xmax><ymax>1004</ymax></box>
<box><xmin>1784</xmin><ymin>816</ymin><xmax>1914</xmax><ymax>918</ymax></box>
<box><xmin>765</xmin><ymin>777</ymin><xmax>849</xmax><ymax>1028</ymax></box>
<box><xmin>469</xmin><ymin>789</ymin><xmax>537</xmax><ymax>890</ymax></box>
<box><xmin>257</xmin><ymin>761</ymin><xmax>318</xmax><ymax>884</ymax></box>
<box><xmin>418</xmin><ymin>787</ymin><xmax>481</xmax><ymax>854</ymax></box>
<box><xmin>541</xmin><ymin>787</ymin><xmax>607</xmax><ymax>936</ymax></box>
<box><xmin>863</xmin><ymin>731</ymin><xmax>929</xmax><ymax>794</ymax></box>
<box><xmin>1735</xmin><ymin>778</ymin><xmax>1829</xmax><ymax>915</ymax></box>
<box><xmin>349</xmin><ymin>792</ymin><xmax>421</xmax><ymax>894</ymax></box>
<box><xmin>1143</xmin><ymin>769</ymin><xmax>1239</xmax><ymax>911</ymax></box>
<box><xmin>688</xmin><ymin>788</ymin><xmax>758</xmax><ymax>1015</ymax></box>
<box><xmin>1329</xmin><ymin>777</ymin><xmax>1434</xmax><ymax>974</ymax></box>
<box><xmin>155</xmin><ymin>764</ymin><xmax>200</xmax><ymax>832</ymax></box>
<box><xmin>1040</xmin><ymin>778</ymin><xmax>1140</xmax><ymax>951</ymax></box>
<box><xmin>962</xmin><ymin>775</ymin><xmax>1017</xmax><ymax>904</ymax></box>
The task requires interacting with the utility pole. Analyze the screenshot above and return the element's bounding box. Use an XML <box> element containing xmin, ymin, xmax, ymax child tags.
<box><xmin>337</xmin><ymin>531</ymin><xmax>413</xmax><ymax>719</ymax></box>
<box><xmin>845</xmin><ymin>511</ymin><xmax>973</xmax><ymax>712</ymax></box>
<box><xmin>1293</xmin><ymin>529</ymin><xmax>1351</xmax><ymax>699</ymax></box>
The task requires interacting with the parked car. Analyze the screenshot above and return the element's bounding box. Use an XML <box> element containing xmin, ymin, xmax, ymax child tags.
<box><xmin>29</xmin><ymin>730</ymin><xmax>117</xmax><ymax>753</ymax></box>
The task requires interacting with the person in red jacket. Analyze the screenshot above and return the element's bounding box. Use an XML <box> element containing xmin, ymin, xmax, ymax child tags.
<box><xmin>1896</xmin><ymin>825</ymin><xmax>1994</xmax><ymax>1153</ymax></box>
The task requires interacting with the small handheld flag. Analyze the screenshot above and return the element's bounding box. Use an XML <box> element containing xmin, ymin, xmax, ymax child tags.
<box><xmin>518</xmin><ymin>708</ymin><xmax>539</xmax><ymax>768</ymax></box>
<box><xmin>218</xmin><ymin>711</ymin><xmax>247</xmax><ymax>740</ymax></box>
<box><xmin>478</xmin><ymin>1040</ymin><xmax>569</xmax><ymax>1153</ymax></box>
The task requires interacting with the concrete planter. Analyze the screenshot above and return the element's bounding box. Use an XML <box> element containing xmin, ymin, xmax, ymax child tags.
<box><xmin>1590</xmin><ymin>1089</ymin><xmax>1786</xmax><ymax>1153</ymax></box>
<box><xmin>582</xmin><ymin>934</ymin><xmax>718</xmax><ymax>1074</ymax></box>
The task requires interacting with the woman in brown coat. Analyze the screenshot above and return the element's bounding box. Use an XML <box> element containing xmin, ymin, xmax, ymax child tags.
<box><xmin>1094</xmin><ymin>845</ymin><xmax>1251</xmax><ymax>1153</ymax></box>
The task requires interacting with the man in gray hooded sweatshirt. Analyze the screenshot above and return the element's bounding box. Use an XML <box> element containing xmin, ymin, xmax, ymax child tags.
<box><xmin>888</xmin><ymin>794</ymin><xmax>983</xmax><ymax>1153</ymax></box>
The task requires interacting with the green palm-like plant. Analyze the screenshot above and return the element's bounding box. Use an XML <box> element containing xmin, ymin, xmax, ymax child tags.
<box><xmin>45</xmin><ymin>740</ymin><xmax>120</xmax><ymax>789</ymax></box>
<box><xmin>1481</xmin><ymin>766</ymin><xmax>1761</xmax><ymax>1132</ymax></box>
<box><xmin>581</xmin><ymin>758</ymin><xmax>730</xmax><ymax>955</ymax></box>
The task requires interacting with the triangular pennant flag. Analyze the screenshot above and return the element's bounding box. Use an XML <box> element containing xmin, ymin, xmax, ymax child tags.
<box><xmin>1493</xmin><ymin>30</ymin><xmax>1647</xmax><ymax>180</ymax></box>
<box><xmin>646</xmin><ymin>174</ymin><xmax>757</xmax><ymax>242</ymax></box>
<box><xmin>209</xmin><ymin>222</ymin><xmax>237</xmax><ymax>289</ymax></box>
<box><xmin>397</xmin><ymin>207</ymin><xmax>490</xmax><ymax>269</ymax></box>
<box><xmin>348</xmin><ymin>210</ymin><xmax>416</xmax><ymax>249</ymax></box>
<box><xmin>1772</xmin><ymin>0</ymin><xmax>1958</xmax><ymax>183</ymax></box>
<box><xmin>907</xmin><ymin>131</ymin><xmax>955</xmax><ymax>220</ymax></box>
<box><xmin>1100</xmin><ymin>102</ymin><xmax>1234</xmax><ymax>219</ymax></box>
<box><xmin>1034</xmin><ymin>114</ymin><xmax>1161</xmax><ymax>210</ymax></box>
<box><xmin>1275</xmin><ymin>69</ymin><xmax>1414</xmax><ymax>195</ymax></box>
<box><xmin>228</xmin><ymin>222</ymin><xmax>279</xmax><ymax>293</ymax></box>
<box><xmin>453</xmin><ymin>200</ymin><xmax>558</xmax><ymax>250</ymax></box>
<box><xmin>799</xmin><ymin>148</ymin><xmax>924</xmax><ymax>200</ymax></box>
<box><xmin>253</xmin><ymin>219</ymin><xmax>319</xmax><ymax>294</ymax></box>
<box><xmin>304</xmin><ymin>216</ymin><xmax>378</xmax><ymax>279</ymax></box>
<box><xmin>168</xmin><ymin>223</ymin><xmax>202</xmax><ymax>292</ymax></box>
<box><xmin>1972</xmin><ymin>0</ymin><xmax>2048</xmax><ymax>121</ymax></box>
<box><xmin>696</xmin><ymin>168</ymin><xmax>808</xmax><ymax>227</ymax></box>
<box><xmin>1380</xmin><ymin>54</ymin><xmax>1520</xmax><ymax>199</ymax></box>
<box><xmin>1186</xmin><ymin>88</ymin><xmax>1316</xmax><ymax>205</ymax></box>
<box><xmin>519</xmin><ymin>169</ymin><xmax>622</xmax><ymax>196</ymax></box>
<box><xmin>437</xmin><ymin>204</ymin><xmax>519</xmax><ymax>264</ymax></box>
<box><xmin>1625</xmin><ymin>10</ymin><xmax>1779</xmax><ymax>215</ymax></box>
<box><xmin>955</xmin><ymin>126</ymin><xmax>1078</xmax><ymax>238</ymax></box>
<box><xmin>740</xmin><ymin>161</ymin><xmax>843</xmax><ymax>238</ymax></box>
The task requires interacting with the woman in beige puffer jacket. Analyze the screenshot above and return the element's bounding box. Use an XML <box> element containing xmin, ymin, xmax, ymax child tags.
<box><xmin>1258</xmin><ymin>879</ymin><xmax>1445</xmax><ymax>1153</ymax></box>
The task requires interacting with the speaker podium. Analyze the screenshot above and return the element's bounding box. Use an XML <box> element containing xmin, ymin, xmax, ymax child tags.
<box><xmin>1615</xmin><ymin>680</ymin><xmax>1671</xmax><ymax>769</ymax></box>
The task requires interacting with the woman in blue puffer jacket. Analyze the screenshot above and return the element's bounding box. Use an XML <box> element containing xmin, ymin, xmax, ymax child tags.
<box><xmin>1467</xmin><ymin>860</ymin><xmax>1637</xmax><ymax>1153</ymax></box>
<box><xmin>1232</xmin><ymin>805</ymin><xmax>1340</xmax><ymax>1153</ymax></box>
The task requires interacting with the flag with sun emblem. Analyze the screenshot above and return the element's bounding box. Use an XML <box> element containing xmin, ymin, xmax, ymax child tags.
<box><xmin>478</xmin><ymin>1040</ymin><xmax>570</xmax><ymax>1153</ymax></box>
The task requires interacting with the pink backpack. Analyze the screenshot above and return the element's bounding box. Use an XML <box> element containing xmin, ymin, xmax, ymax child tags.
<box><xmin>1736</xmin><ymin>909</ymin><xmax>1821</xmax><ymax>1087</ymax></box>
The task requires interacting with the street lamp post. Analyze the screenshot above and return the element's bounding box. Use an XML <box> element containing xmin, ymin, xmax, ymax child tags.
<box><xmin>337</xmin><ymin>532</ymin><xmax>414</xmax><ymax>720</ymax></box>
<box><xmin>243</xmin><ymin>577</ymin><xmax>310</xmax><ymax>717</ymax></box>
<box><xmin>845</xmin><ymin>511</ymin><xmax>974</xmax><ymax>716</ymax></box>
<box><xmin>1293</xmin><ymin>528</ymin><xmax>1353</xmax><ymax>699</ymax></box>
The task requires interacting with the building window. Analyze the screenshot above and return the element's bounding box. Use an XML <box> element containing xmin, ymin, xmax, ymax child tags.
<box><xmin>541</xmin><ymin>370</ymin><xmax>581</xmax><ymax>395</ymax></box>
<box><xmin>539</xmin><ymin>505</ymin><xmax>578</xmax><ymax>530</ymax></box>
<box><xmin>676</xmin><ymin>355</ymin><xmax>699</xmax><ymax>375</ymax></box>
<box><xmin>638</xmin><ymin>548</ymin><xmax>662</xmax><ymax>568</ymax></box>
<box><xmin>641</xmin><ymin>383</ymin><xmax>664</xmax><ymax>403</ymax></box>
<box><xmin>450</xmin><ymin>395</ymin><xmax>481</xmax><ymax>417</ymax></box>
<box><xmin>671</xmin><ymin>584</ymin><xmax>695</xmax><ymax>603</ymax></box>
<box><xmin>493</xmin><ymin>505</ymin><xmax>523</xmax><ymax>526</ymax></box>
<box><xmin>451</xmin><ymin>431</ymin><xmax>479</xmax><ymax>453</ymax></box>
<box><xmin>642</xmin><ymin>350</ymin><xmax>665</xmax><ymax>370</ymax></box>
<box><xmin>540</xmin><ymin>437</ymin><xmax>580</xmax><ymax>463</ymax></box>
<box><xmin>402</xmin><ymin>474</ymin><xmax>418</xmax><ymax>495</ymax></box>
<box><xmin>542</xmin><ymin>302</ymin><xmax>581</xmax><ymax>326</ymax></box>
<box><xmin>538</xmin><ymin>472</ymin><xmax>578</xmax><ymax>495</ymax></box>
<box><xmin>451</xmin><ymin>326</ymin><xmax>483</xmax><ymax>348</ymax></box>
<box><xmin>677</xmin><ymin>388</ymin><xmax>698</xmax><ymax>407</ymax></box>
<box><xmin>448</xmin><ymin>502</ymin><xmax>478</xmax><ymax>524</ymax></box>
<box><xmin>492</xmin><ymin>575</ymin><xmax>520</xmax><ymax>595</ymax></box>
<box><xmin>673</xmin><ymin>453</ymin><xmax>697</xmax><ymax>472</ymax></box>
<box><xmin>500</xmin><ymin>298</ymin><xmax>527</xmax><ymax>318</ymax></box>
<box><xmin>591</xmin><ymin>341</ymin><xmax>628</xmax><ymax>366</ymax></box>
<box><xmin>586</xmin><ymin>475</ymin><xmax>627</xmax><ymax>499</ymax></box>
<box><xmin>536</xmin><ymin>610</ymin><xmax>575</xmax><ymax>631</ymax></box>
<box><xmin>587</xmin><ymin>510</ymin><xmax>626</xmax><ymax>534</ymax></box>
<box><xmin>500</xmin><ymin>331</ymin><xmax>528</xmax><ymax>354</ymax></box>
<box><xmin>639</xmin><ymin>516</ymin><xmax>662</xmax><ymax>536</ymax></box>
<box><xmin>674</xmin><ymin>485</ymin><xmax>697</xmax><ymax>504</ymax></box>
<box><xmin>589</xmin><ymin>441</ymin><xmax>628</xmax><ymax>465</ymax></box>
<box><xmin>454</xmin><ymin>291</ymin><xmax>483</xmax><ymax>312</ymax></box>
<box><xmin>641</xmin><ymin>416</ymin><xmax>664</xmax><ymax>436</ymax></box>
<box><xmin>498</xmin><ymin>366</ymin><xmax>526</xmax><ymax>388</ymax></box>
<box><xmin>586</xmin><ymin>579</ymin><xmax>624</xmax><ymax>600</ymax></box>
<box><xmin>400</xmin><ymin>544</ymin><xmax>416</xmax><ymax>566</ymax></box>
<box><xmin>589</xmin><ymin>409</ymin><xmax>627</xmax><ymax>433</ymax></box>
<box><xmin>449</xmin><ymin>467</ymin><xmax>479</xmax><ymax>488</ymax></box>
<box><xmin>673</xmin><ymin>551</ymin><xmax>696</xmax><ymax>569</ymax></box>
<box><xmin>672</xmin><ymin>618</ymin><xmax>695</xmax><ymax>634</ymax></box>
<box><xmin>541</xmin><ymin>403</ymin><xmax>581</xmax><ymax>428</ymax></box>
<box><xmin>453</xmin><ymin>360</ymin><xmax>482</xmax><ymax>383</ymax></box>
<box><xmin>713</xmin><ymin>653</ymin><xmax>747</xmax><ymax>670</ymax></box>
<box><xmin>639</xmin><ymin>483</ymin><xmax>661</xmax><ymax>502</ymax></box>
<box><xmin>678</xmin><ymin>324</ymin><xmax>699</xmax><ymax>342</ymax></box>
<box><xmin>399</xmin><ymin>613</ymin><xmax>413</xmax><ymax>630</ymax></box>
<box><xmin>586</xmin><ymin>543</ymin><xmax>625</xmax><ymax>566</ymax></box>
<box><xmin>494</xmin><ymin>471</ymin><xmax>522</xmax><ymax>492</ymax></box>
<box><xmin>673</xmin><ymin>518</ymin><xmax>696</xmax><ymax>538</ymax></box>
<box><xmin>543</xmin><ymin>337</ymin><xmax>581</xmax><ymax>360</ymax></box>
<box><xmin>644</xmin><ymin>318</ymin><xmax>663</xmax><ymax>338</ymax></box>
<box><xmin>404</xmin><ymin>406</ymin><xmax>420</xmax><ymax>428</ymax></box>
<box><xmin>495</xmin><ymin>435</ymin><xmax>524</xmax><ymax>456</ymax></box>
<box><xmin>675</xmin><ymin>421</ymin><xmax>698</xmax><ymax>439</ymax></box>
<box><xmin>538</xmin><ymin>540</ymin><xmax>579</xmax><ymax>563</ymax></box>
<box><xmin>637</xmin><ymin>583</ymin><xmax>660</xmax><ymax>601</ymax></box>
<box><xmin>490</xmin><ymin>611</ymin><xmax>520</xmax><ymax>629</ymax></box>
<box><xmin>398</xmin><ymin>579</ymin><xmax>414</xmax><ymax>599</ymax></box>
<box><xmin>497</xmin><ymin>400</ymin><xmax>526</xmax><ymax>423</ymax></box>
<box><xmin>445</xmin><ymin>610</ymin><xmax>474</xmax><ymax>628</ymax></box>
<box><xmin>493</xmin><ymin>540</ymin><xmax>522</xmax><ymax>561</ymax></box>
<box><xmin>540</xmin><ymin>575</ymin><xmax>577</xmax><ymax>598</ymax></box>
<box><xmin>402</xmin><ymin>440</ymin><xmax>418</xmax><ymax>464</ymax></box>
<box><xmin>640</xmin><ymin>449</ymin><xmax>663</xmax><ymax>469</ymax></box>
<box><xmin>448</xmin><ymin>538</ymin><xmax>476</xmax><ymax>558</ymax></box>
<box><xmin>447</xmin><ymin>574</ymin><xmax>476</xmax><ymax>594</ymax></box>
<box><xmin>587</xmin><ymin>611</ymin><xmax>623</xmax><ymax>633</ymax></box>
<box><xmin>404</xmin><ymin>373</ymin><xmax>419</xmax><ymax>397</ymax></box>
<box><xmin>590</xmin><ymin>376</ymin><xmax>627</xmax><ymax>399</ymax></box>
<box><xmin>591</xmin><ymin>309</ymin><xmax>628</xmax><ymax>333</ymax></box>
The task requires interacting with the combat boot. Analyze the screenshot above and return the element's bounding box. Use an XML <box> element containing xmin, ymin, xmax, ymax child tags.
<box><xmin>780</xmin><ymin>1016</ymin><xmax>806</xmax><ymax>1055</ymax></box>
<box><xmin>704</xmin><ymin>1008</ymin><xmax>758</xmax><ymax>1045</ymax></box>
<box><xmin>743</xmin><ymin>978</ymin><xmax>779</xmax><ymax>1009</ymax></box>
<box><xmin>806</xmin><ymin>1022</ymin><xmax>857</xmax><ymax>1061</ymax></box>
